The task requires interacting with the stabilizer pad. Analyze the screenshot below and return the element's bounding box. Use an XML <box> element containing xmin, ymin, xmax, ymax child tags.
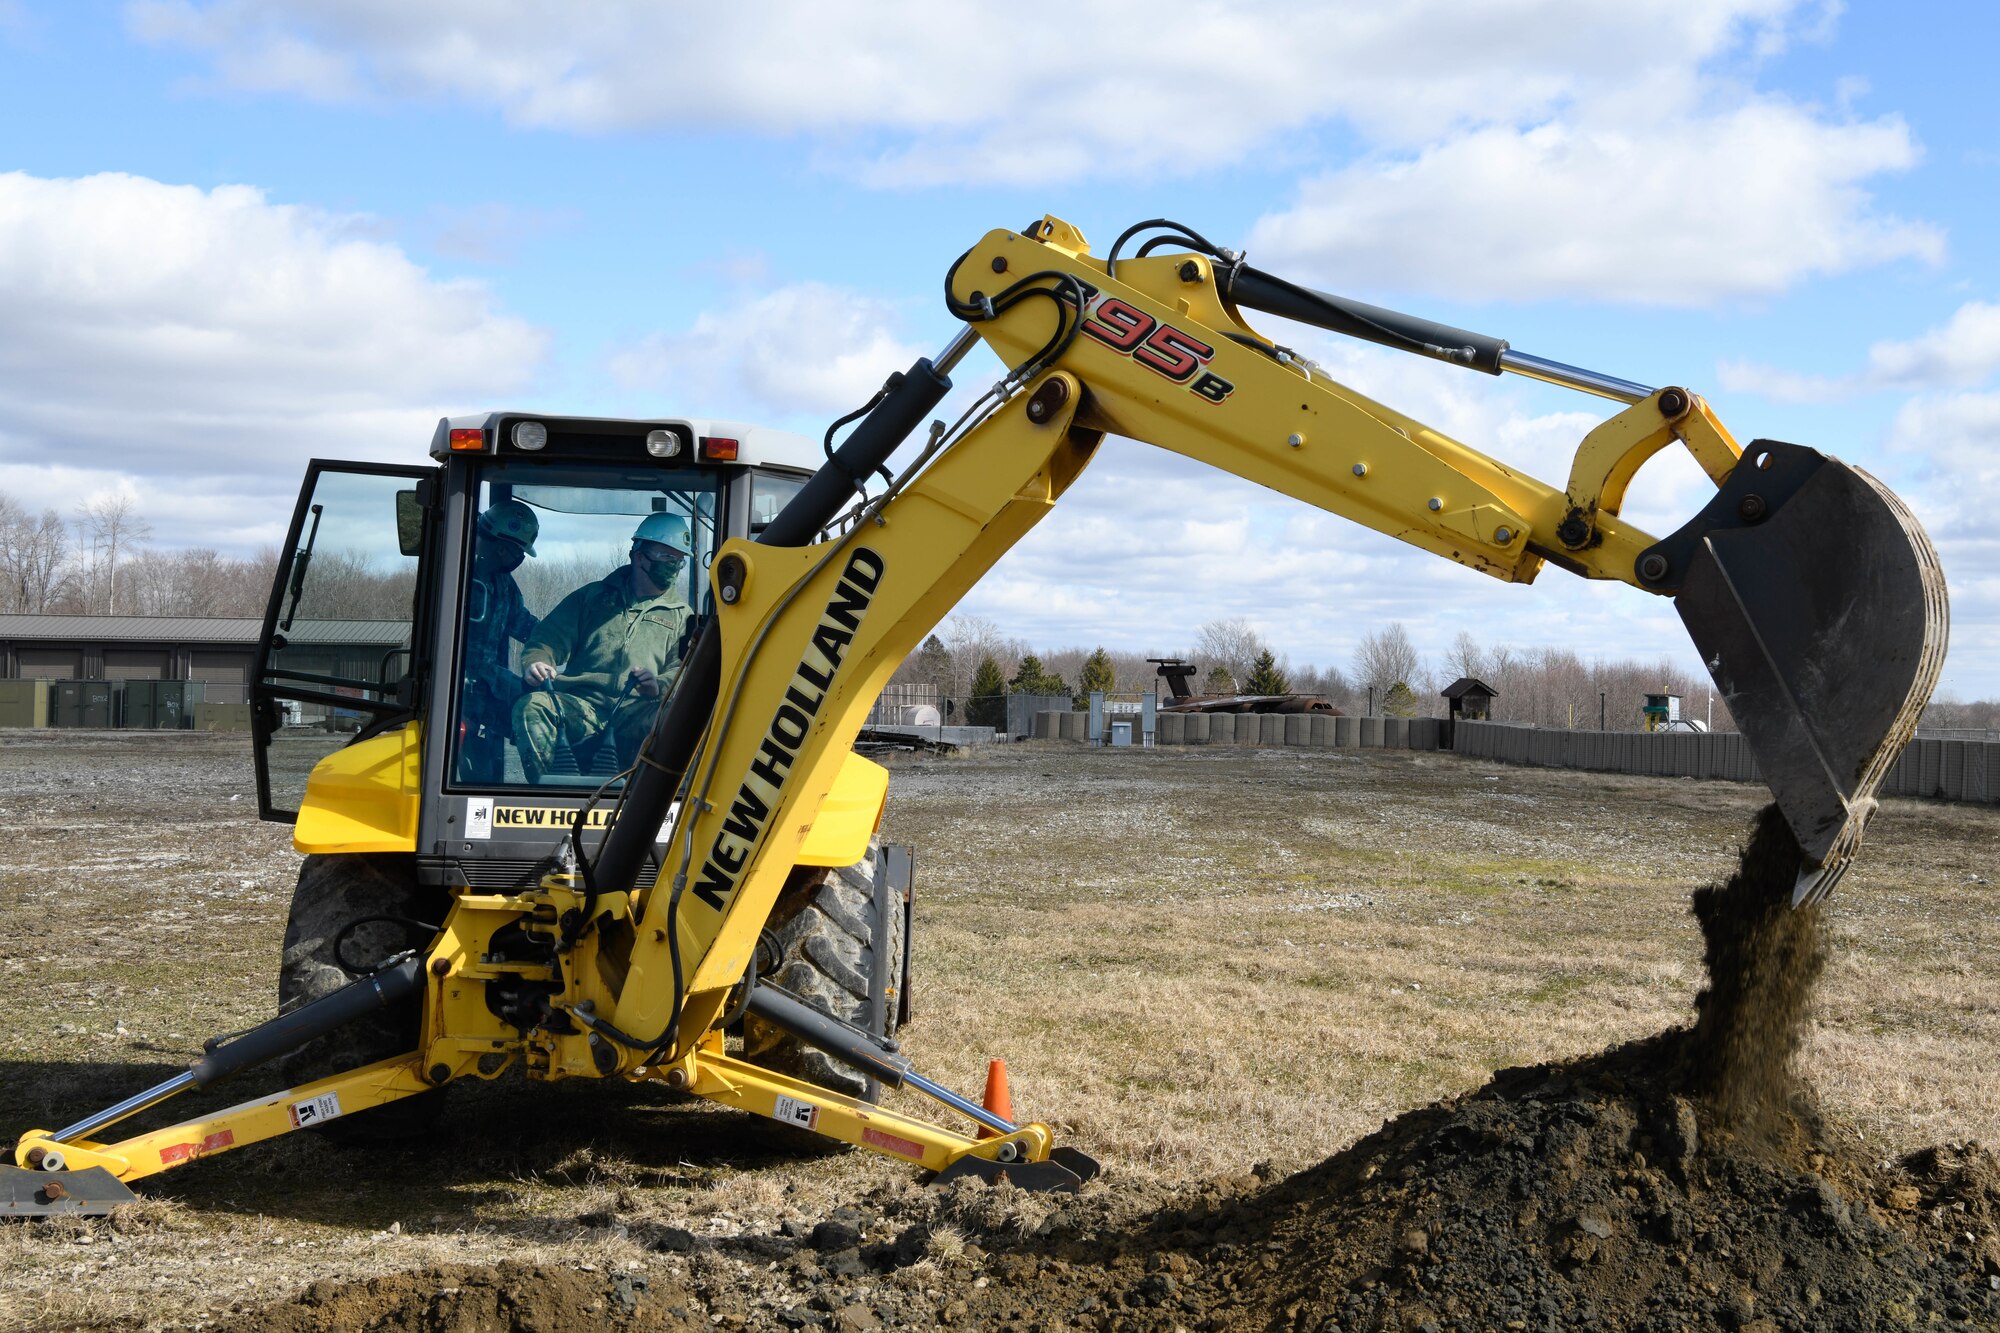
<box><xmin>933</xmin><ymin>1153</ymin><xmax>1087</xmax><ymax>1193</ymax></box>
<box><xmin>1</xmin><ymin>1166</ymin><xmax>139</xmax><ymax>1218</ymax></box>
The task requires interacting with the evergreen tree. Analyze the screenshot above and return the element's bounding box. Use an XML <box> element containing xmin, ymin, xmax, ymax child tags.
<box><xmin>1201</xmin><ymin>664</ymin><xmax>1237</xmax><ymax>693</ymax></box>
<box><xmin>967</xmin><ymin>655</ymin><xmax>1009</xmax><ymax>729</ymax></box>
<box><xmin>1073</xmin><ymin>646</ymin><xmax>1115</xmax><ymax>708</ymax></box>
<box><xmin>1008</xmin><ymin>653</ymin><xmax>1067</xmax><ymax>697</ymax></box>
<box><xmin>909</xmin><ymin>634</ymin><xmax>951</xmax><ymax>692</ymax></box>
<box><xmin>1383</xmin><ymin>681</ymin><xmax>1420</xmax><ymax>717</ymax></box>
<box><xmin>1245</xmin><ymin>648</ymin><xmax>1290</xmax><ymax>695</ymax></box>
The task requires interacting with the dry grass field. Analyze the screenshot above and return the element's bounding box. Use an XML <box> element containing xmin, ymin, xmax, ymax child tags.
<box><xmin>0</xmin><ymin>731</ymin><xmax>1995</xmax><ymax>1329</ymax></box>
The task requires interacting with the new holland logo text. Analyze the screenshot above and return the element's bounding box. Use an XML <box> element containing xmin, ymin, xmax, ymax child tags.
<box><xmin>690</xmin><ymin>547</ymin><xmax>883</xmax><ymax>912</ymax></box>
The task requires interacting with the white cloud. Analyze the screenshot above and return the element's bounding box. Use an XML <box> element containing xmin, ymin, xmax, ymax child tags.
<box><xmin>133</xmin><ymin>1</ymin><xmax>1821</xmax><ymax>184</ymax></box>
<box><xmin>1722</xmin><ymin>299</ymin><xmax>2000</xmax><ymax>401</ymax></box>
<box><xmin>607</xmin><ymin>282</ymin><xmax>922</xmax><ymax>418</ymax></box>
<box><xmin>1248</xmin><ymin>104</ymin><xmax>1938</xmax><ymax>306</ymax></box>
<box><xmin>0</xmin><ymin>171</ymin><xmax>547</xmax><ymax>547</ymax></box>
<box><xmin>126</xmin><ymin>3</ymin><xmax>1941</xmax><ymax>311</ymax></box>
<box><xmin>1886</xmin><ymin>390</ymin><xmax>2000</xmax><ymax>692</ymax></box>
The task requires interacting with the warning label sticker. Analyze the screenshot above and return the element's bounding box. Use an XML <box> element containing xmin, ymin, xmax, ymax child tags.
<box><xmin>772</xmin><ymin>1095</ymin><xmax>818</xmax><ymax>1132</ymax></box>
<box><xmin>862</xmin><ymin>1127</ymin><xmax>926</xmax><ymax>1161</ymax></box>
<box><xmin>465</xmin><ymin>797</ymin><xmax>493</xmax><ymax>840</ymax></box>
<box><xmin>288</xmin><ymin>1092</ymin><xmax>343</xmax><ymax>1128</ymax></box>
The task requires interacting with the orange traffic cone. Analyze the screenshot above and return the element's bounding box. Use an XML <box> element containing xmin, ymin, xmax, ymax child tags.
<box><xmin>977</xmin><ymin>1058</ymin><xmax>1013</xmax><ymax>1138</ymax></box>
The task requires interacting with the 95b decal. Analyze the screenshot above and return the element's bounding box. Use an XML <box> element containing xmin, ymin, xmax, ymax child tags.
<box><xmin>1065</xmin><ymin>281</ymin><xmax>1235</xmax><ymax>404</ymax></box>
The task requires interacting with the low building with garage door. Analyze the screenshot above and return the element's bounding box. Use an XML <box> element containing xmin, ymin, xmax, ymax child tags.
<box><xmin>0</xmin><ymin>614</ymin><xmax>408</xmax><ymax>726</ymax></box>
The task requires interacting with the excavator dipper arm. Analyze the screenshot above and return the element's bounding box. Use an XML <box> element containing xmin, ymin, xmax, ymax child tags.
<box><xmin>614</xmin><ymin>215</ymin><xmax>1946</xmax><ymax>1075</ymax></box>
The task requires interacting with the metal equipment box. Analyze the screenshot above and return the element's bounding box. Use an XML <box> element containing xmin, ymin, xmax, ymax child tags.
<box><xmin>0</xmin><ymin>678</ymin><xmax>50</xmax><ymax>728</ymax></box>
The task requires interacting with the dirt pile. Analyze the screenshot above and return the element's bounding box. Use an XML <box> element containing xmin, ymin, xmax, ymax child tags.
<box><xmin>1154</xmin><ymin>1037</ymin><xmax>2000</xmax><ymax>1331</ymax></box>
<box><xmin>208</xmin><ymin>805</ymin><xmax>2000</xmax><ymax>1332</ymax></box>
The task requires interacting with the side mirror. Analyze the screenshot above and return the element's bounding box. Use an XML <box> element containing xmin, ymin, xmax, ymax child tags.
<box><xmin>395</xmin><ymin>490</ymin><xmax>424</xmax><ymax>557</ymax></box>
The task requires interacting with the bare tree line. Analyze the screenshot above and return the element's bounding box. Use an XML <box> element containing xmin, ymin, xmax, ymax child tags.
<box><xmin>7</xmin><ymin>488</ymin><xmax>1996</xmax><ymax>730</ymax></box>
<box><xmin>0</xmin><ymin>491</ymin><xmax>278</xmax><ymax>617</ymax></box>
<box><xmin>892</xmin><ymin>615</ymin><xmax>1744</xmax><ymax>731</ymax></box>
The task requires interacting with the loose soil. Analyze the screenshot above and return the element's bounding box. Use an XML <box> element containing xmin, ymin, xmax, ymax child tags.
<box><xmin>3</xmin><ymin>734</ymin><xmax>1996</xmax><ymax>1330</ymax></box>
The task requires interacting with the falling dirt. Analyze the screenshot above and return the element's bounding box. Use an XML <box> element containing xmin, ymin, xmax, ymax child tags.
<box><xmin>196</xmin><ymin>804</ymin><xmax>2000</xmax><ymax>1331</ymax></box>
<box><xmin>1684</xmin><ymin>803</ymin><xmax>1829</xmax><ymax>1138</ymax></box>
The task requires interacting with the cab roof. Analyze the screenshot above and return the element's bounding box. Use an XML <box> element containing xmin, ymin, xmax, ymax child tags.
<box><xmin>431</xmin><ymin>412</ymin><xmax>822</xmax><ymax>474</ymax></box>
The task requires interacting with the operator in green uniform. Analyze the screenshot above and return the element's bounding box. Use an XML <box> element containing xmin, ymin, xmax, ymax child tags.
<box><xmin>512</xmin><ymin>513</ymin><xmax>694</xmax><ymax>781</ymax></box>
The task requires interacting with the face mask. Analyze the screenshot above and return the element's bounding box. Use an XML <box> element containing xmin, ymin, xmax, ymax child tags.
<box><xmin>483</xmin><ymin>539</ymin><xmax>527</xmax><ymax>573</ymax></box>
<box><xmin>637</xmin><ymin>548</ymin><xmax>683</xmax><ymax>586</ymax></box>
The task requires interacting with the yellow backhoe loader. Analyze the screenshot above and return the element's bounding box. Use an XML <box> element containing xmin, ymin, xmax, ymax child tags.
<box><xmin>3</xmin><ymin>216</ymin><xmax>1945</xmax><ymax>1216</ymax></box>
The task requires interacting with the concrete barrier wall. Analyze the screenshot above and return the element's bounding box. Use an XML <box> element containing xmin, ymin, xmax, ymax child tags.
<box><xmin>1453</xmin><ymin>720</ymin><xmax>2000</xmax><ymax>806</ymax></box>
<box><xmin>1029</xmin><ymin>707</ymin><xmax>1992</xmax><ymax>807</ymax></box>
<box><xmin>1036</xmin><ymin>710</ymin><xmax>1449</xmax><ymax>754</ymax></box>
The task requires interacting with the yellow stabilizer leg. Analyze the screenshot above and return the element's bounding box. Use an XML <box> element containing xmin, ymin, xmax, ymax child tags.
<box><xmin>14</xmin><ymin>1053</ymin><xmax>445</xmax><ymax>1185</ymax></box>
<box><xmin>673</xmin><ymin>1048</ymin><xmax>1096</xmax><ymax>1191</ymax></box>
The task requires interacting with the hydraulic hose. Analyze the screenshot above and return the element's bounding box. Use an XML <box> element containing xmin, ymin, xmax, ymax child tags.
<box><xmin>1222</xmin><ymin>264</ymin><xmax>1510</xmax><ymax>374</ymax></box>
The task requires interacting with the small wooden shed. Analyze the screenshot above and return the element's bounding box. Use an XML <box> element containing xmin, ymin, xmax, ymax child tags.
<box><xmin>1441</xmin><ymin>676</ymin><xmax>1498</xmax><ymax>722</ymax></box>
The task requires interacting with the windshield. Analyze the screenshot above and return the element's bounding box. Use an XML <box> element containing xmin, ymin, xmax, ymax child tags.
<box><xmin>454</xmin><ymin>460</ymin><xmax>720</xmax><ymax>790</ymax></box>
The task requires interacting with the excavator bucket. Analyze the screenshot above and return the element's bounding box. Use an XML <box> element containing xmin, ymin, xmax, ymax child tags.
<box><xmin>1639</xmin><ymin>440</ymin><xmax>1948</xmax><ymax>905</ymax></box>
<box><xmin>1</xmin><ymin>1165</ymin><xmax>139</xmax><ymax>1218</ymax></box>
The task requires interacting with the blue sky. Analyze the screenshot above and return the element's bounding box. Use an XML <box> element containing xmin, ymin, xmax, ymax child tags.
<box><xmin>3</xmin><ymin>2</ymin><xmax>1996</xmax><ymax>700</ymax></box>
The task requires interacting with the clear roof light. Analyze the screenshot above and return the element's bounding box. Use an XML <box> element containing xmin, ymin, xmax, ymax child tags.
<box><xmin>512</xmin><ymin>420</ymin><xmax>548</xmax><ymax>451</ymax></box>
<box><xmin>645</xmin><ymin>429</ymin><xmax>681</xmax><ymax>458</ymax></box>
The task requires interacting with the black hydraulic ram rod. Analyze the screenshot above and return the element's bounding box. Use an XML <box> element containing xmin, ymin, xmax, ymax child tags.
<box><xmin>1221</xmin><ymin>264</ymin><xmax>1653</xmax><ymax>404</ymax></box>
<box><xmin>744</xmin><ymin>983</ymin><xmax>1020</xmax><ymax>1136</ymax></box>
<box><xmin>590</xmin><ymin>327</ymin><xmax>977</xmax><ymax>896</ymax></box>
<box><xmin>41</xmin><ymin>956</ymin><xmax>424</xmax><ymax>1150</ymax></box>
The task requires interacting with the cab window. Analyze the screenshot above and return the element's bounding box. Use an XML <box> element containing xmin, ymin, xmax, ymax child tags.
<box><xmin>749</xmin><ymin>470</ymin><xmax>808</xmax><ymax>537</ymax></box>
<box><xmin>452</xmin><ymin>461</ymin><xmax>720</xmax><ymax>790</ymax></box>
<box><xmin>254</xmin><ymin>462</ymin><xmax>430</xmax><ymax>820</ymax></box>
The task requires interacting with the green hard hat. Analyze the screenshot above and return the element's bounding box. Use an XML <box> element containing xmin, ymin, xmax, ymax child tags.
<box><xmin>632</xmin><ymin>512</ymin><xmax>691</xmax><ymax>555</ymax></box>
<box><xmin>478</xmin><ymin>499</ymin><xmax>539</xmax><ymax>556</ymax></box>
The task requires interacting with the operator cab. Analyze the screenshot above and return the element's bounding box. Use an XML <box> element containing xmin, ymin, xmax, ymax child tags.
<box><xmin>250</xmin><ymin>412</ymin><xmax>821</xmax><ymax>889</ymax></box>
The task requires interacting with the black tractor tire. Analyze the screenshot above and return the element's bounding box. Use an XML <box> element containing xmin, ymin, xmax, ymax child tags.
<box><xmin>276</xmin><ymin>852</ymin><xmax>450</xmax><ymax>1143</ymax></box>
<box><xmin>742</xmin><ymin>839</ymin><xmax>903</xmax><ymax>1101</ymax></box>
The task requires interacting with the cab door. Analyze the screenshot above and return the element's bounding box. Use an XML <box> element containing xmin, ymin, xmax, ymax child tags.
<box><xmin>252</xmin><ymin>461</ymin><xmax>438</xmax><ymax>821</ymax></box>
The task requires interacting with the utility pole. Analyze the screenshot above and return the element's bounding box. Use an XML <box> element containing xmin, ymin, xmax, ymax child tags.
<box><xmin>1599</xmin><ymin>691</ymin><xmax>1606</xmax><ymax>731</ymax></box>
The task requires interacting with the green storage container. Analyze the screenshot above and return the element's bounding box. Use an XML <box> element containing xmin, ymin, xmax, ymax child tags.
<box><xmin>121</xmin><ymin>679</ymin><xmax>156</xmax><ymax>729</ymax></box>
<box><xmin>0</xmin><ymin>678</ymin><xmax>50</xmax><ymax>728</ymax></box>
<box><xmin>53</xmin><ymin>680</ymin><xmax>116</xmax><ymax>728</ymax></box>
<box><xmin>122</xmin><ymin>679</ymin><xmax>208</xmax><ymax>729</ymax></box>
